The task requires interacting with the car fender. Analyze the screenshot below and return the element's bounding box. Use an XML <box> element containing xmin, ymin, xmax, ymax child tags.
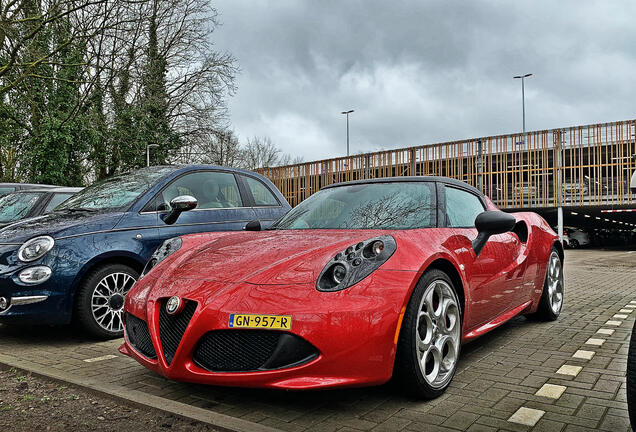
<box><xmin>391</xmin><ymin>237</ymin><xmax>472</xmax><ymax>327</ymax></box>
<box><xmin>64</xmin><ymin>232</ymin><xmax>148</xmax><ymax>305</ymax></box>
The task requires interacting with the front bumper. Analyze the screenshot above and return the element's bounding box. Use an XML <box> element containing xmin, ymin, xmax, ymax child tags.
<box><xmin>121</xmin><ymin>269</ymin><xmax>417</xmax><ymax>389</ymax></box>
<box><xmin>0</xmin><ymin>244</ymin><xmax>79</xmax><ymax>325</ymax></box>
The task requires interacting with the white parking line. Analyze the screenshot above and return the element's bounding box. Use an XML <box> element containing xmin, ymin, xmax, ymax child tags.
<box><xmin>619</xmin><ymin>309</ymin><xmax>633</xmax><ymax>313</ymax></box>
<box><xmin>573</xmin><ymin>350</ymin><xmax>595</xmax><ymax>360</ymax></box>
<box><xmin>597</xmin><ymin>328</ymin><xmax>615</xmax><ymax>336</ymax></box>
<box><xmin>585</xmin><ymin>338</ymin><xmax>605</xmax><ymax>346</ymax></box>
<box><xmin>83</xmin><ymin>354</ymin><xmax>117</xmax><ymax>363</ymax></box>
<box><xmin>536</xmin><ymin>384</ymin><xmax>567</xmax><ymax>399</ymax></box>
<box><xmin>556</xmin><ymin>365</ymin><xmax>582</xmax><ymax>377</ymax></box>
<box><xmin>508</xmin><ymin>407</ymin><xmax>545</xmax><ymax>426</ymax></box>
<box><xmin>613</xmin><ymin>314</ymin><xmax>628</xmax><ymax>319</ymax></box>
<box><xmin>605</xmin><ymin>320</ymin><xmax>622</xmax><ymax>326</ymax></box>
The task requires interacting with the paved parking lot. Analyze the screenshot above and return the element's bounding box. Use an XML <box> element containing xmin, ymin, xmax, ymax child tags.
<box><xmin>0</xmin><ymin>249</ymin><xmax>634</xmax><ymax>432</ymax></box>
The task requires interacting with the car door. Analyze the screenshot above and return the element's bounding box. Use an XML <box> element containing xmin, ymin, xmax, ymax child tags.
<box><xmin>238</xmin><ymin>174</ymin><xmax>287</xmax><ymax>228</ymax></box>
<box><xmin>442</xmin><ymin>185</ymin><xmax>519</xmax><ymax>326</ymax></box>
<box><xmin>149</xmin><ymin>170</ymin><xmax>256</xmax><ymax>241</ymax></box>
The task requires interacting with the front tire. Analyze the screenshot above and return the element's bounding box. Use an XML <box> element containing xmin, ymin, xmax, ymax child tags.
<box><xmin>533</xmin><ymin>248</ymin><xmax>564</xmax><ymax>321</ymax></box>
<box><xmin>394</xmin><ymin>269</ymin><xmax>462</xmax><ymax>399</ymax></box>
<box><xmin>75</xmin><ymin>264</ymin><xmax>138</xmax><ymax>339</ymax></box>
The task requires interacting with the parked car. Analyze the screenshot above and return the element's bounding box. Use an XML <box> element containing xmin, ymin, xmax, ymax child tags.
<box><xmin>0</xmin><ymin>187</ymin><xmax>82</xmax><ymax>229</ymax></box>
<box><xmin>512</xmin><ymin>182</ymin><xmax>536</xmax><ymax>196</ymax></box>
<box><xmin>562</xmin><ymin>181</ymin><xmax>589</xmax><ymax>196</ymax></box>
<box><xmin>0</xmin><ymin>165</ymin><xmax>290</xmax><ymax>339</ymax></box>
<box><xmin>0</xmin><ymin>182</ymin><xmax>56</xmax><ymax>197</ymax></box>
<box><xmin>563</xmin><ymin>228</ymin><xmax>590</xmax><ymax>248</ymax></box>
<box><xmin>121</xmin><ymin>176</ymin><xmax>562</xmax><ymax>399</ymax></box>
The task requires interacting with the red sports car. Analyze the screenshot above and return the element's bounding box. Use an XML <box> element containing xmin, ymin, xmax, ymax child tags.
<box><xmin>120</xmin><ymin>177</ymin><xmax>563</xmax><ymax>398</ymax></box>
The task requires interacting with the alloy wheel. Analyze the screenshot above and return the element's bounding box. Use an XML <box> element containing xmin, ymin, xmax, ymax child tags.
<box><xmin>91</xmin><ymin>272</ymin><xmax>136</xmax><ymax>333</ymax></box>
<box><xmin>415</xmin><ymin>280</ymin><xmax>461</xmax><ymax>389</ymax></box>
<box><xmin>546</xmin><ymin>251</ymin><xmax>564</xmax><ymax>314</ymax></box>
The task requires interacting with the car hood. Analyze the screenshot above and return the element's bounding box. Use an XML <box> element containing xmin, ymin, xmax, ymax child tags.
<box><xmin>0</xmin><ymin>211</ymin><xmax>123</xmax><ymax>243</ymax></box>
<box><xmin>159</xmin><ymin>230</ymin><xmax>397</xmax><ymax>285</ymax></box>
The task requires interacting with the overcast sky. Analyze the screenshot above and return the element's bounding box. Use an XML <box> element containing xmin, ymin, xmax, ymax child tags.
<box><xmin>212</xmin><ymin>1</ymin><xmax>636</xmax><ymax>162</ymax></box>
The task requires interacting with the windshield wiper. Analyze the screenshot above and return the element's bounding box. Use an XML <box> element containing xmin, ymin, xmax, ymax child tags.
<box><xmin>60</xmin><ymin>207</ymin><xmax>98</xmax><ymax>213</ymax></box>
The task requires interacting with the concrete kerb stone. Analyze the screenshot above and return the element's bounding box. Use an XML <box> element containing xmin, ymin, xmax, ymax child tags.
<box><xmin>0</xmin><ymin>353</ymin><xmax>281</xmax><ymax>432</ymax></box>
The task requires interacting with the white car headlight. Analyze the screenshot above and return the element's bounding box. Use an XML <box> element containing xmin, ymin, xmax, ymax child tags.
<box><xmin>18</xmin><ymin>236</ymin><xmax>55</xmax><ymax>262</ymax></box>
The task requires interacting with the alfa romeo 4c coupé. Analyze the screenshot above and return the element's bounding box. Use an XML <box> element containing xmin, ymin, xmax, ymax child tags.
<box><xmin>121</xmin><ymin>176</ymin><xmax>563</xmax><ymax>398</ymax></box>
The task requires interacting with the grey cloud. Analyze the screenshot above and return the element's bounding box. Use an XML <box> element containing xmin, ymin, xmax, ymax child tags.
<box><xmin>213</xmin><ymin>0</ymin><xmax>636</xmax><ymax>162</ymax></box>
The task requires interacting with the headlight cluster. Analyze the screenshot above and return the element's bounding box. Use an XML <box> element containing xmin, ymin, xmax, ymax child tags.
<box><xmin>18</xmin><ymin>236</ymin><xmax>55</xmax><ymax>262</ymax></box>
<box><xmin>139</xmin><ymin>237</ymin><xmax>182</xmax><ymax>279</ymax></box>
<box><xmin>316</xmin><ymin>235</ymin><xmax>397</xmax><ymax>292</ymax></box>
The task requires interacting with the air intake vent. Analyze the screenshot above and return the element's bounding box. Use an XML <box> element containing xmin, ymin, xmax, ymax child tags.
<box><xmin>158</xmin><ymin>300</ymin><xmax>197</xmax><ymax>365</ymax></box>
<box><xmin>125</xmin><ymin>313</ymin><xmax>156</xmax><ymax>359</ymax></box>
<box><xmin>193</xmin><ymin>330</ymin><xmax>318</xmax><ymax>372</ymax></box>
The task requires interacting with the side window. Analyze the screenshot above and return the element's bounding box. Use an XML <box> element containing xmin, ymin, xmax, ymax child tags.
<box><xmin>158</xmin><ymin>172</ymin><xmax>243</xmax><ymax>210</ymax></box>
<box><xmin>44</xmin><ymin>193</ymin><xmax>73</xmax><ymax>212</ymax></box>
<box><xmin>244</xmin><ymin>177</ymin><xmax>279</xmax><ymax>206</ymax></box>
<box><xmin>445</xmin><ymin>187</ymin><xmax>485</xmax><ymax>228</ymax></box>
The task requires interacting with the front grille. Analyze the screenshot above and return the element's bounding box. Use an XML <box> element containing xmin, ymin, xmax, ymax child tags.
<box><xmin>158</xmin><ymin>300</ymin><xmax>197</xmax><ymax>365</ymax></box>
<box><xmin>193</xmin><ymin>330</ymin><xmax>318</xmax><ymax>372</ymax></box>
<box><xmin>125</xmin><ymin>313</ymin><xmax>156</xmax><ymax>359</ymax></box>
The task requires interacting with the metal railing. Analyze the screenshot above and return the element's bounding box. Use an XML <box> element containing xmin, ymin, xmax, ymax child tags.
<box><xmin>258</xmin><ymin>119</ymin><xmax>636</xmax><ymax>209</ymax></box>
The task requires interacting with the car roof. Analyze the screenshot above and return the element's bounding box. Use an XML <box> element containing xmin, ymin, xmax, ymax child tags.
<box><xmin>158</xmin><ymin>164</ymin><xmax>274</xmax><ymax>178</ymax></box>
<box><xmin>0</xmin><ymin>183</ymin><xmax>57</xmax><ymax>188</ymax></box>
<box><xmin>13</xmin><ymin>187</ymin><xmax>83</xmax><ymax>193</ymax></box>
<box><xmin>322</xmin><ymin>176</ymin><xmax>482</xmax><ymax>196</ymax></box>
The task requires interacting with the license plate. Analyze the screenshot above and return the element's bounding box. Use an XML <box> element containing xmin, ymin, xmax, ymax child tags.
<box><xmin>229</xmin><ymin>314</ymin><xmax>292</xmax><ymax>330</ymax></box>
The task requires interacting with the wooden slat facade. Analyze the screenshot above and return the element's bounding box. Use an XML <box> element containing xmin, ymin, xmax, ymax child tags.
<box><xmin>259</xmin><ymin>119</ymin><xmax>636</xmax><ymax>209</ymax></box>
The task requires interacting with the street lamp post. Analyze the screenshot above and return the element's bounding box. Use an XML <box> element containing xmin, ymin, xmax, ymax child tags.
<box><xmin>513</xmin><ymin>73</ymin><xmax>532</xmax><ymax>148</ymax></box>
<box><xmin>341</xmin><ymin>110</ymin><xmax>354</xmax><ymax>156</ymax></box>
<box><xmin>146</xmin><ymin>144</ymin><xmax>159</xmax><ymax>167</ymax></box>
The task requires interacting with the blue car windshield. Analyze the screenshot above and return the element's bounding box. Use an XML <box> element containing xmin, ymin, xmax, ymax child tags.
<box><xmin>0</xmin><ymin>192</ymin><xmax>43</xmax><ymax>223</ymax></box>
<box><xmin>272</xmin><ymin>182</ymin><xmax>436</xmax><ymax>230</ymax></box>
<box><xmin>56</xmin><ymin>167</ymin><xmax>176</xmax><ymax>211</ymax></box>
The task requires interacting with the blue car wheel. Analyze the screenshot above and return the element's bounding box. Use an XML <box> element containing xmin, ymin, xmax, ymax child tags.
<box><xmin>75</xmin><ymin>263</ymin><xmax>138</xmax><ymax>339</ymax></box>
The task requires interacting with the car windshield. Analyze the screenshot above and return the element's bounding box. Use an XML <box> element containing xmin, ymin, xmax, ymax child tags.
<box><xmin>272</xmin><ymin>182</ymin><xmax>436</xmax><ymax>230</ymax></box>
<box><xmin>56</xmin><ymin>167</ymin><xmax>176</xmax><ymax>212</ymax></box>
<box><xmin>0</xmin><ymin>192</ymin><xmax>43</xmax><ymax>223</ymax></box>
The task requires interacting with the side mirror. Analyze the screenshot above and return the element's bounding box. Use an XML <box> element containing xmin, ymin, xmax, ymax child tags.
<box><xmin>472</xmin><ymin>211</ymin><xmax>516</xmax><ymax>257</ymax></box>
<box><xmin>244</xmin><ymin>220</ymin><xmax>262</xmax><ymax>231</ymax></box>
<box><xmin>162</xmin><ymin>195</ymin><xmax>197</xmax><ymax>225</ymax></box>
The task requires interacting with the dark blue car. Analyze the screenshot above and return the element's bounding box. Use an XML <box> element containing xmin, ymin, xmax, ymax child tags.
<box><xmin>0</xmin><ymin>165</ymin><xmax>290</xmax><ymax>338</ymax></box>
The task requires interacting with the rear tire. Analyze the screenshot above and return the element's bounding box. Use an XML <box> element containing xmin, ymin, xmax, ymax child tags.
<box><xmin>627</xmin><ymin>319</ymin><xmax>636</xmax><ymax>428</ymax></box>
<box><xmin>533</xmin><ymin>248</ymin><xmax>563</xmax><ymax>321</ymax></box>
<box><xmin>569</xmin><ymin>239</ymin><xmax>579</xmax><ymax>249</ymax></box>
<box><xmin>394</xmin><ymin>269</ymin><xmax>462</xmax><ymax>399</ymax></box>
<box><xmin>75</xmin><ymin>263</ymin><xmax>138</xmax><ymax>339</ymax></box>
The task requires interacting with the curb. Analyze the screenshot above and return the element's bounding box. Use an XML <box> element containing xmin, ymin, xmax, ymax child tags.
<box><xmin>0</xmin><ymin>353</ymin><xmax>281</xmax><ymax>432</ymax></box>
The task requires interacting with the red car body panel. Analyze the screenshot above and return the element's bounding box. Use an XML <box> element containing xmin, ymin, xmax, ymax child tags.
<box><xmin>121</xmin><ymin>210</ymin><xmax>559</xmax><ymax>390</ymax></box>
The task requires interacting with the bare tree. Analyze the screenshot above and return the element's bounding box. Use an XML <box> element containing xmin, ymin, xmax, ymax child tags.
<box><xmin>242</xmin><ymin>136</ymin><xmax>303</xmax><ymax>170</ymax></box>
<box><xmin>176</xmin><ymin>129</ymin><xmax>242</xmax><ymax>166</ymax></box>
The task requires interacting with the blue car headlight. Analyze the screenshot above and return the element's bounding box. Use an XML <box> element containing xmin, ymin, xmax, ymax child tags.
<box><xmin>139</xmin><ymin>237</ymin><xmax>182</xmax><ymax>279</ymax></box>
<box><xmin>316</xmin><ymin>235</ymin><xmax>397</xmax><ymax>292</ymax></box>
<box><xmin>18</xmin><ymin>236</ymin><xmax>55</xmax><ymax>262</ymax></box>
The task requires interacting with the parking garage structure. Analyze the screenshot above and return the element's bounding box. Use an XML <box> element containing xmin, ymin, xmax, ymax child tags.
<box><xmin>258</xmin><ymin>118</ymin><xmax>636</xmax><ymax>245</ymax></box>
